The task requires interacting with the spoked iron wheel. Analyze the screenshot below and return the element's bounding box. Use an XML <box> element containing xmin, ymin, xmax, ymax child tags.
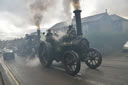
<box><xmin>63</xmin><ymin>51</ymin><xmax>81</xmax><ymax>76</ymax></box>
<box><xmin>39</xmin><ymin>42</ymin><xmax>52</xmax><ymax>67</ymax></box>
<box><xmin>85</xmin><ymin>48</ymin><xmax>102</xmax><ymax>69</ymax></box>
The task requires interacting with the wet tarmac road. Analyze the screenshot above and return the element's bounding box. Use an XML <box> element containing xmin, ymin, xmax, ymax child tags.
<box><xmin>4</xmin><ymin>56</ymin><xmax>128</xmax><ymax>85</ymax></box>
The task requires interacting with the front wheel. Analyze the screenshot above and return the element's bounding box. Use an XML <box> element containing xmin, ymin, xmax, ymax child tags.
<box><xmin>63</xmin><ymin>51</ymin><xmax>81</xmax><ymax>76</ymax></box>
<box><xmin>39</xmin><ymin>42</ymin><xmax>53</xmax><ymax>67</ymax></box>
<box><xmin>85</xmin><ymin>48</ymin><xmax>102</xmax><ymax>69</ymax></box>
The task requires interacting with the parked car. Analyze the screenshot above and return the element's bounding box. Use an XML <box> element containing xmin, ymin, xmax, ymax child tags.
<box><xmin>123</xmin><ymin>41</ymin><xmax>128</xmax><ymax>52</ymax></box>
<box><xmin>3</xmin><ymin>49</ymin><xmax>15</xmax><ymax>60</ymax></box>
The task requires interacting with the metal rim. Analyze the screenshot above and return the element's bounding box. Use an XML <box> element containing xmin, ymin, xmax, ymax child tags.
<box><xmin>86</xmin><ymin>49</ymin><xmax>102</xmax><ymax>69</ymax></box>
<box><xmin>87</xmin><ymin>50</ymin><xmax>100</xmax><ymax>66</ymax></box>
<box><xmin>64</xmin><ymin>51</ymin><xmax>80</xmax><ymax>75</ymax></box>
<box><xmin>65</xmin><ymin>54</ymin><xmax>77</xmax><ymax>72</ymax></box>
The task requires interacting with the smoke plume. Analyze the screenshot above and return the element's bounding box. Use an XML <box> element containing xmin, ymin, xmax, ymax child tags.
<box><xmin>62</xmin><ymin>0</ymin><xmax>81</xmax><ymax>25</ymax></box>
<box><xmin>62</xmin><ymin>0</ymin><xmax>72</xmax><ymax>25</ymax></box>
<box><xmin>27</xmin><ymin>0</ymin><xmax>81</xmax><ymax>27</ymax></box>
<box><xmin>27</xmin><ymin>0</ymin><xmax>51</xmax><ymax>29</ymax></box>
<box><xmin>72</xmin><ymin>0</ymin><xmax>80</xmax><ymax>10</ymax></box>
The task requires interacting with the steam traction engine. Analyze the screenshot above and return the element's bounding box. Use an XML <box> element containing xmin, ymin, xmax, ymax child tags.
<box><xmin>38</xmin><ymin>10</ymin><xmax>102</xmax><ymax>76</ymax></box>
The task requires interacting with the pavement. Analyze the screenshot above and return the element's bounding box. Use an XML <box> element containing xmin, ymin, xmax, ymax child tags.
<box><xmin>0</xmin><ymin>61</ymin><xmax>15</xmax><ymax>85</ymax></box>
<box><xmin>0</xmin><ymin>55</ymin><xmax>128</xmax><ymax>85</ymax></box>
<box><xmin>0</xmin><ymin>68</ymin><xmax>4</xmax><ymax>85</ymax></box>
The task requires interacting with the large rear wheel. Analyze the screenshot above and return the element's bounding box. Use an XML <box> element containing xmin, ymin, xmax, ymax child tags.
<box><xmin>63</xmin><ymin>51</ymin><xmax>81</xmax><ymax>76</ymax></box>
<box><xmin>39</xmin><ymin>42</ymin><xmax>53</xmax><ymax>67</ymax></box>
<box><xmin>85</xmin><ymin>48</ymin><xmax>102</xmax><ymax>69</ymax></box>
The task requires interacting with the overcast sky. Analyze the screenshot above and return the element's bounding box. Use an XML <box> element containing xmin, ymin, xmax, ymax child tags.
<box><xmin>0</xmin><ymin>0</ymin><xmax>128</xmax><ymax>40</ymax></box>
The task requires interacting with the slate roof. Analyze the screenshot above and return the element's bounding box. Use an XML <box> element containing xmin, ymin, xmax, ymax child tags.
<box><xmin>50</xmin><ymin>12</ymin><xmax>128</xmax><ymax>30</ymax></box>
<box><xmin>110</xmin><ymin>14</ymin><xmax>128</xmax><ymax>21</ymax></box>
<box><xmin>82</xmin><ymin>13</ymin><xmax>108</xmax><ymax>23</ymax></box>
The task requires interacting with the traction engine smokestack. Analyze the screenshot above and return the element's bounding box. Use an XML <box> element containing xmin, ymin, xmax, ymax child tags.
<box><xmin>37</xmin><ymin>25</ymin><xmax>40</xmax><ymax>42</ymax></box>
<box><xmin>37</xmin><ymin>29</ymin><xmax>40</xmax><ymax>42</ymax></box>
<box><xmin>73</xmin><ymin>10</ymin><xmax>82</xmax><ymax>36</ymax></box>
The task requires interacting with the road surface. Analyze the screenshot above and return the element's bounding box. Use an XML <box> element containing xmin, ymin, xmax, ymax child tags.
<box><xmin>3</xmin><ymin>55</ymin><xmax>128</xmax><ymax>85</ymax></box>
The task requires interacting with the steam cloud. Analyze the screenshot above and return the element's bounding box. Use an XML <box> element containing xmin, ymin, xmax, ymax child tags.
<box><xmin>26</xmin><ymin>57</ymin><xmax>40</xmax><ymax>67</ymax></box>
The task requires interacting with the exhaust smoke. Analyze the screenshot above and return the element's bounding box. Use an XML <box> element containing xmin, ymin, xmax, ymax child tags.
<box><xmin>26</xmin><ymin>0</ymin><xmax>81</xmax><ymax>27</ymax></box>
<box><xmin>27</xmin><ymin>0</ymin><xmax>51</xmax><ymax>29</ymax></box>
<box><xmin>62</xmin><ymin>0</ymin><xmax>81</xmax><ymax>25</ymax></box>
<box><xmin>72</xmin><ymin>0</ymin><xmax>81</xmax><ymax>10</ymax></box>
<box><xmin>62</xmin><ymin>0</ymin><xmax>72</xmax><ymax>25</ymax></box>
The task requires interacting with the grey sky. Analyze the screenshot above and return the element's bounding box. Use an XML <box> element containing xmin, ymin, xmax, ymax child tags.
<box><xmin>0</xmin><ymin>0</ymin><xmax>128</xmax><ymax>40</ymax></box>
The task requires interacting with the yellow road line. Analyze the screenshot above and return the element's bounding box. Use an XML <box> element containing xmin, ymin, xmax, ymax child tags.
<box><xmin>2</xmin><ymin>62</ymin><xmax>20</xmax><ymax>85</ymax></box>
